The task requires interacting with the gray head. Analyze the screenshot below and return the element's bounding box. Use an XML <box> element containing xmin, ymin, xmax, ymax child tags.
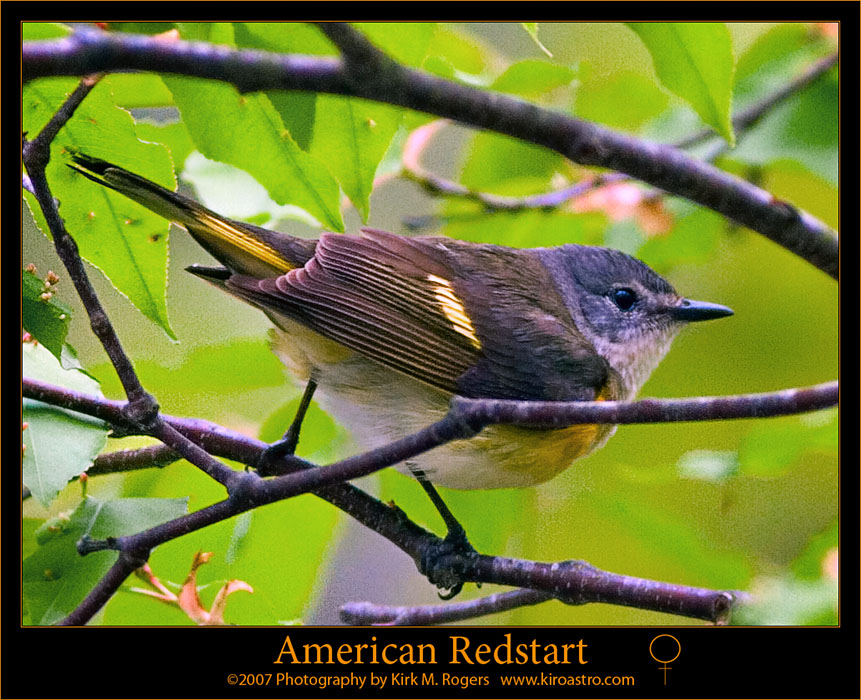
<box><xmin>537</xmin><ymin>244</ymin><xmax>733</xmax><ymax>398</ymax></box>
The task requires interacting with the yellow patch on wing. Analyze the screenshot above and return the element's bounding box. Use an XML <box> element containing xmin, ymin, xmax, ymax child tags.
<box><xmin>427</xmin><ymin>274</ymin><xmax>481</xmax><ymax>349</ymax></box>
<box><xmin>199</xmin><ymin>212</ymin><xmax>294</xmax><ymax>273</ymax></box>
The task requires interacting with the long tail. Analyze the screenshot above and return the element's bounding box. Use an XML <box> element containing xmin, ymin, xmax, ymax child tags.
<box><xmin>68</xmin><ymin>153</ymin><xmax>315</xmax><ymax>277</ymax></box>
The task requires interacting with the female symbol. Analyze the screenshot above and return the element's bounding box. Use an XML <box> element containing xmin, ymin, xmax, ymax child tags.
<box><xmin>649</xmin><ymin>634</ymin><xmax>681</xmax><ymax>685</ymax></box>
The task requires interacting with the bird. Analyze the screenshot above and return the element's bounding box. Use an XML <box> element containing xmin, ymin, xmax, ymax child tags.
<box><xmin>69</xmin><ymin>153</ymin><xmax>734</xmax><ymax>495</ymax></box>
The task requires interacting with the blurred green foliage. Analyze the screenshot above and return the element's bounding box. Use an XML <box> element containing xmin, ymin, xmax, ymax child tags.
<box><xmin>22</xmin><ymin>22</ymin><xmax>837</xmax><ymax>626</ymax></box>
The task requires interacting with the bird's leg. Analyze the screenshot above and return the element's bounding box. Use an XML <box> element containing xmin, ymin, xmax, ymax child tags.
<box><xmin>257</xmin><ymin>378</ymin><xmax>317</xmax><ymax>474</ymax></box>
<box><xmin>407</xmin><ymin>462</ymin><xmax>477</xmax><ymax>599</ymax></box>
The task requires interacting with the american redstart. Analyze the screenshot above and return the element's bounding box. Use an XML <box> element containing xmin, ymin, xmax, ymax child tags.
<box><xmin>69</xmin><ymin>154</ymin><xmax>733</xmax><ymax>493</ymax></box>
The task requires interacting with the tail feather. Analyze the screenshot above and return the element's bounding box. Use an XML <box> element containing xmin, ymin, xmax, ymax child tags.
<box><xmin>68</xmin><ymin>153</ymin><xmax>313</xmax><ymax>277</ymax></box>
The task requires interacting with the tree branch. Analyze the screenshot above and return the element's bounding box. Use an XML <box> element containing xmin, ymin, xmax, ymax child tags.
<box><xmin>24</xmin><ymin>377</ymin><xmax>835</xmax><ymax>625</ymax></box>
<box><xmin>22</xmin><ymin>28</ymin><xmax>838</xmax><ymax>278</ymax></box>
<box><xmin>342</xmin><ymin>568</ymin><xmax>742</xmax><ymax>626</ymax></box>
<box><xmin>341</xmin><ymin>589</ymin><xmax>555</xmax><ymax>626</ymax></box>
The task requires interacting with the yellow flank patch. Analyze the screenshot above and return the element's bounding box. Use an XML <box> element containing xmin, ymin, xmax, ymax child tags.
<box><xmin>202</xmin><ymin>213</ymin><xmax>294</xmax><ymax>273</ymax></box>
<box><xmin>427</xmin><ymin>275</ymin><xmax>481</xmax><ymax>349</ymax></box>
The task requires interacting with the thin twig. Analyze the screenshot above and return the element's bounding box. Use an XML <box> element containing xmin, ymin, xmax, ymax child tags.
<box><xmin>401</xmin><ymin>120</ymin><xmax>629</xmax><ymax>212</ymax></box>
<box><xmin>87</xmin><ymin>444</ymin><xmax>180</xmax><ymax>475</ymax></box>
<box><xmin>23</xmin><ymin>444</ymin><xmax>178</xmax><ymax>500</ymax></box>
<box><xmin>452</xmin><ymin>382</ymin><xmax>839</xmax><ymax>428</ymax></box>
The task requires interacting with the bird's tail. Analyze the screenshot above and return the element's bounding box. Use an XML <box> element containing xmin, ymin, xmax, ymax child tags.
<box><xmin>68</xmin><ymin>153</ymin><xmax>312</xmax><ymax>277</ymax></box>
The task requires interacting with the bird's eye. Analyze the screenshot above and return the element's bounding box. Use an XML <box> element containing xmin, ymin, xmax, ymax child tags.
<box><xmin>612</xmin><ymin>288</ymin><xmax>637</xmax><ymax>311</ymax></box>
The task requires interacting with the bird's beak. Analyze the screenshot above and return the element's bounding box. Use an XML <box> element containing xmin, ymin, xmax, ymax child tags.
<box><xmin>671</xmin><ymin>299</ymin><xmax>734</xmax><ymax>322</ymax></box>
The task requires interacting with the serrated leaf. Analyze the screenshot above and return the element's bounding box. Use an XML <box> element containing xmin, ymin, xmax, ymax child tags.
<box><xmin>23</xmin><ymin>496</ymin><xmax>188</xmax><ymax>625</ymax></box>
<box><xmin>232</xmin><ymin>23</ymin><xmax>331</xmax><ymax>151</ymax></box>
<box><xmin>23</xmin><ymin>342</ymin><xmax>109</xmax><ymax>507</ymax></box>
<box><xmin>311</xmin><ymin>98</ymin><xmax>402</xmax><ymax>221</ymax></box>
<box><xmin>22</xmin><ymin>269</ymin><xmax>72</xmax><ymax>361</ymax></box>
<box><xmin>23</xmin><ymin>79</ymin><xmax>176</xmax><ymax>338</ymax></box>
<box><xmin>163</xmin><ymin>76</ymin><xmax>344</xmax><ymax>232</ymax></box>
<box><xmin>627</xmin><ymin>22</ymin><xmax>735</xmax><ymax>144</ymax></box>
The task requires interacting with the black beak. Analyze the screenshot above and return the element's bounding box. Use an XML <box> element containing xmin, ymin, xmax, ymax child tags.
<box><xmin>671</xmin><ymin>298</ymin><xmax>734</xmax><ymax>322</ymax></box>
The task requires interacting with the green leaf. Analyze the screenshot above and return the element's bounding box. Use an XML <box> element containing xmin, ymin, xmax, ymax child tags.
<box><xmin>23</xmin><ymin>342</ymin><xmax>109</xmax><ymax>507</ymax></box>
<box><xmin>491</xmin><ymin>59</ymin><xmax>578</xmax><ymax>100</ymax></box>
<box><xmin>574</xmin><ymin>70</ymin><xmax>669</xmax><ymax>131</ymax></box>
<box><xmin>521</xmin><ymin>23</ymin><xmax>553</xmax><ymax>58</ymax></box>
<box><xmin>134</xmin><ymin>119</ymin><xmax>195</xmax><ymax>172</ymax></box>
<box><xmin>181</xmin><ymin>153</ymin><xmax>320</xmax><ymax>229</ymax></box>
<box><xmin>22</xmin><ymin>269</ymin><xmax>72</xmax><ymax>362</ymax></box>
<box><xmin>354</xmin><ymin>23</ymin><xmax>436</xmax><ymax>67</ymax></box>
<box><xmin>303</xmin><ymin>23</ymin><xmax>433</xmax><ymax>219</ymax></box>
<box><xmin>233</xmin><ymin>23</ymin><xmax>330</xmax><ymax>151</ymax></box>
<box><xmin>460</xmin><ymin>131</ymin><xmax>566</xmax><ymax>193</ymax></box>
<box><xmin>163</xmin><ymin>76</ymin><xmax>344</xmax><ymax>232</ymax></box>
<box><xmin>107</xmin><ymin>22</ymin><xmax>175</xmax><ymax>36</ymax></box>
<box><xmin>103</xmin><ymin>74</ymin><xmax>174</xmax><ymax>109</ymax></box>
<box><xmin>22</xmin><ymin>22</ymin><xmax>71</xmax><ymax>40</ymax></box>
<box><xmin>311</xmin><ymin>98</ymin><xmax>402</xmax><ymax>221</ymax></box>
<box><xmin>442</xmin><ymin>207</ymin><xmax>605</xmax><ymax>248</ymax></box>
<box><xmin>728</xmin><ymin>75</ymin><xmax>837</xmax><ymax>185</ymax></box>
<box><xmin>23</xmin><ymin>519</ymin><xmax>43</xmax><ymax>560</ymax></box>
<box><xmin>726</xmin><ymin>24</ymin><xmax>837</xmax><ymax>184</ymax></box>
<box><xmin>734</xmin><ymin>23</ymin><xmax>812</xmax><ymax>90</ymax></box>
<box><xmin>237</xmin><ymin>22</ymin><xmax>335</xmax><ymax>55</ymax></box>
<box><xmin>627</xmin><ymin>22</ymin><xmax>735</xmax><ymax>144</ymax></box>
<box><xmin>23</xmin><ymin>496</ymin><xmax>188</xmax><ymax>625</ymax></box>
<box><xmin>426</xmin><ymin>25</ymin><xmax>493</xmax><ymax>80</ymax></box>
<box><xmin>23</xmin><ymin>79</ymin><xmax>176</xmax><ymax>338</ymax></box>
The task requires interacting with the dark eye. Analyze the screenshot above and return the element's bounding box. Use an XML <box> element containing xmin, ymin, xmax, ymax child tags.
<box><xmin>612</xmin><ymin>288</ymin><xmax>637</xmax><ymax>311</ymax></box>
